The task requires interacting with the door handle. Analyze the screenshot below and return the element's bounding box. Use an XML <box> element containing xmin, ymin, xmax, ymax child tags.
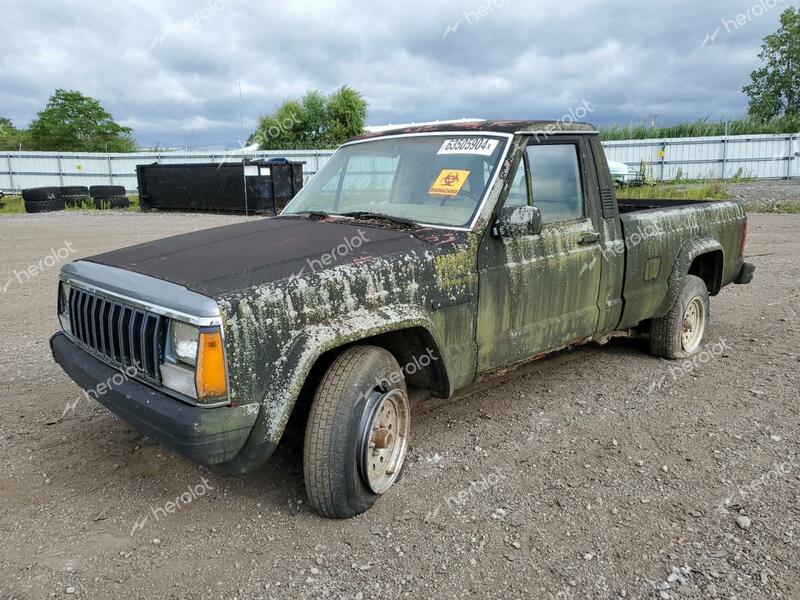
<box><xmin>578</xmin><ymin>232</ymin><xmax>600</xmax><ymax>245</ymax></box>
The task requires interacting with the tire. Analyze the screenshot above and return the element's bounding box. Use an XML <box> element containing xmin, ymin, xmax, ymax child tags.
<box><xmin>304</xmin><ymin>346</ymin><xmax>411</xmax><ymax>519</ymax></box>
<box><xmin>22</xmin><ymin>187</ymin><xmax>62</xmax><ymax>203</ymax></box>
<box><xmin>94</xmin><ymin>196</ymin><xmax>130</xmax><ymax>210</ymax></box>
<box><xmin>24</xmin><ymin>197</ymin><xmax>66</xmax><ymax>213</ymax></box>
<box><xmin>59</xmin><ymin>186</ymin><xmax>89</xmax><ymax>197</ymax></box>
<box><xmin>60</xmin><ymin>186</ymin><xmax>90</xmax><ymax>208</ymax></box>
<box><xmin>108</xmin><ymin>196</ymin><xmax>130</xmax><ymax>209</ymax></box>
<box><xmin>63</xmin><ymin>194</ymin><xmax>90</xmax><ymax>208</ymax></box>
<box><xmin>89</xmin><ymin>185</ymin><xmax>126</xmax><ymax>199</ymax></box>
<box><xmin>649</xmin><ymin>274</ymin><xmax>710</xmax><ymax>359</ymax></box>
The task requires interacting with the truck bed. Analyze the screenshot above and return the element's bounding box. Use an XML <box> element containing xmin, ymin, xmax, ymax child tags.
<box><xmin>614</xmin><ymin>199</ymin><xmax>747</xmax><ymax>331</ymax></box>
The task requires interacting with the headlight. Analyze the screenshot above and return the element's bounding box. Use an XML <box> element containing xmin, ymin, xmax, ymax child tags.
<box><xmin>161</xmin><ymin>320</ymin><xmax>228</xmax><ymax>403</ymax></box>
<box><xmin>172</xmin><ymin>320</ymin><xmax>199</xmax><ymax>366</ymax></box>
<box><xmin>58</xmin><ymin>282</ymin><xmax>72</xmax><ymax>333</ymax></box>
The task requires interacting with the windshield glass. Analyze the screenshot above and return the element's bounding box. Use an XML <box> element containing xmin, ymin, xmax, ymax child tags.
<box><xmin>282</xmin><ymin>134</ymin><xmax>509</xmax><ymax>228</ymax></box>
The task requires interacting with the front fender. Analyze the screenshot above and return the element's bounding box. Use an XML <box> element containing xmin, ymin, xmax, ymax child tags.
<box><xmin>215</xmin><ymin>304</ymin><xmax>450</xmax><ymax>474</ymax></box>
<box><xmin>656</xmin><ymin>237</ymin><xmax>723</xmax><ymax>316</ymax></box>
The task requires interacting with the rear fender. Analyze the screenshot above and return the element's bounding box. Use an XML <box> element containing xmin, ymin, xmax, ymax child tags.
<box><xmin>656</xmin><ymin>238</ymin><xmax>723</xmax><ymax>316</ymax></box>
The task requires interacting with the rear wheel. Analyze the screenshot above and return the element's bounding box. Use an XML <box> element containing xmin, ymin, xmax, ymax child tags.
<box><xmin>649</xmin><ymin>275</ymin><xmax>710</xmax><ymax>359</ymax></box>
<box><xmin>304</xmin><ymin>346</ymin><xmax>410</xmax><ymax>519</ymax></box>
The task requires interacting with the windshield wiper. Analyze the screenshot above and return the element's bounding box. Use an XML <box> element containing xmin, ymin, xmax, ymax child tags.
<box><xmin>338</xmin><ymin>212</ymin><xmax>418</xmax><ymax>227</ymax></box>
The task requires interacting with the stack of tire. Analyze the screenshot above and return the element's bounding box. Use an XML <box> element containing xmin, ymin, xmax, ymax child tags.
<box><xmin>22</xmin><ymin>187</ymin><xmax>67</xmax><ymax>213</ymax></box>
<box><xmin>61</xmin><ymin>186</ymin><xmax>91</xmax><ymax>208</ymax></box>
<box><xmin>90</xmin><ymin>185</ymin><xmax>130</xmax><ymax>210</ymax></box>
<box><xmin>21</xmin><ymin>185</ymin><xmax>130</xmax><ymax>213</ymax></box>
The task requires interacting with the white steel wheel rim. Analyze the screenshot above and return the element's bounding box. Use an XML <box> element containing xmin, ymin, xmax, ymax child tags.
<box><xmin>363</xmin><ymin>390</ymin><xmax>410</xmax><ymax>495</ymax></box>
<box><xmin>681</xmin><ymin>297</ymin><xmax>706</xmax><ymax>353</ymax></box>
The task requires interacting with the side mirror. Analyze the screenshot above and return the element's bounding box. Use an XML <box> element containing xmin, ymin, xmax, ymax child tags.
<box><xmin>491</xmin><ymin>205</ymin><xmax>542</xmax><ymax>238</ymax></box>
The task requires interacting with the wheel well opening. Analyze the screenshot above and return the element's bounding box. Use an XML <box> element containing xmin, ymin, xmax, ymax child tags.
<box><xmin>689</xmin><ymin>250</ymin><xmax>723</xmax><ymax>295</ymax></box>
<box><xmin>361</xmin><ymin>327</ymin><xmax>449</xmax><ymax>398</ymax></box>
<box><xmin>286</xmin><ymin>328</ymin><xmax>449</xmax><ymax>435</ymax></box>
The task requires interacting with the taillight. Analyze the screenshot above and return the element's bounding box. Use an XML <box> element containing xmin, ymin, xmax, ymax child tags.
<box><xmin>740</xmin><ymin>218</ymin><xmax>748</xmax><ymax>256</ymax></box>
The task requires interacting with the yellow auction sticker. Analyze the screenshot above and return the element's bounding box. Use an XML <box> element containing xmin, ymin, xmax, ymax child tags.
<box><xmin>429</xmin><ymin>169</ymin><xmax>470</xmax><ymax>196</ymax></box>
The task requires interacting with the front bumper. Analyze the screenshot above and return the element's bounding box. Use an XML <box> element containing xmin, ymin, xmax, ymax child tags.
<box><xmin>735</xmin><ymin>261</ymin><xmax>755</xmax><ymax>285</ymax></box>
<box><xmin>50</xmin><ymin>332</ymin><xmax>258</xmax><ymax>465</ymax></box>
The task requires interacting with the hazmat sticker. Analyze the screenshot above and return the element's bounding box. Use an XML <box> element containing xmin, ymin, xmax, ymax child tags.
<box><xmin>438</xmin><ymin>138</ymin><xmax>499</xmax><ymax>156</ymax></box>
<box><xmin>429</xmin><ymin>170</ymin><xmax>470</xmax><ymax>196</ymax></box>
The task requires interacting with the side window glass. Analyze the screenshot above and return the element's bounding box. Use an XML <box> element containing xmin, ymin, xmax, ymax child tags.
<box><xmin>526</xmin><ymin>144</ymin><xmax>584</xmax><ymax>224</ymax></box>
<box><xmin>503</xmin><ymin>159</ymin><xmax>529</xmax><ymax>208</ymax></box>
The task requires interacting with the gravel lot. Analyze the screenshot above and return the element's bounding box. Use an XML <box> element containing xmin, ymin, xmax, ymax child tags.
<box><xmin>728</xmin><ymin>180</ymin><xmax>800</xmax><ymax>211</ymax></box>
<box><xmin>0</xmin><ymin>208</ymin><xmax>798</xmax><ymax>600</ymax></box>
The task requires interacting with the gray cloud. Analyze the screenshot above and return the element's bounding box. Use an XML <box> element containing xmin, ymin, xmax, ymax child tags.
<box><xmin>0</xmin><ymin>0</ymin><xmax>787</xmax><ymax>149</ymax></box>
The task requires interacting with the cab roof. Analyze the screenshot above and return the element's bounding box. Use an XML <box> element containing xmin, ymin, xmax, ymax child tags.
<box><xmin>352</xmin><ymin>119</ymin><xmax>597</xmax><ymax>141</ymax></box>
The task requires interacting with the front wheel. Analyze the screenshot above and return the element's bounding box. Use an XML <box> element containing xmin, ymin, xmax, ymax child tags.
<box><xmin>303</xmin><ymin>346</ymin><xmax>411</xmax><ymax>518</ymax></box>
<box><xmin>649</xmin><ymin>274</ymin><xmax>710</xmax><ymax>359</ymax></box>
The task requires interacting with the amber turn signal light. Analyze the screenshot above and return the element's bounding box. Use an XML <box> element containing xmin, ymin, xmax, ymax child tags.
<box><xmin>195</xmin><ymin>330</ymin><xmax>228</xmax><ymax>399</ymax></box>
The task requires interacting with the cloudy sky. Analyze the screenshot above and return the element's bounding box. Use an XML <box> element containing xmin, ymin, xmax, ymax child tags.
<box><xmin>0</xmin><ymin>0</ymin><xmax>789</xmax><ymax>149</ymax></box>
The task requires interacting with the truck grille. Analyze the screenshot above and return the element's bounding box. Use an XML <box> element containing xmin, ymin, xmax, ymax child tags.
<box><xmin>67</xmin><ymin>286</ymin><xmax>167</xmax><ymax>383</ymax></box>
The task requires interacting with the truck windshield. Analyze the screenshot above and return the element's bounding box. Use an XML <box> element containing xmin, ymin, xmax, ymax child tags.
<box><xmin>282</xmin><ymin>134</ymin><xmax>509</xmax><ymax>228</ymax></box>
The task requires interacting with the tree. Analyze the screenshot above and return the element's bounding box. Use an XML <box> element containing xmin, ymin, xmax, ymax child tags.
<box><xmin>326</xmin><ymin>86</ymin><xmax>369</xmax><ymax>143</ymax></box>
<box><xmin>28</xmin><ymin>89</ymin><xmax>137</xmax><ymax>152</ymax></box>
<box><xmin>743</xmin><ymin>7</ymin><xmax>800</xmax><ymax>123</ymax></box>
<box><xmin>0</xmin><ymin>117</ymin><xmax>29</xmax><ymax>151</ymax></box>
<box><xmin>250</xmin><ymin>86</ymin><xmax>368</xmax><ymax>149</ymax></box>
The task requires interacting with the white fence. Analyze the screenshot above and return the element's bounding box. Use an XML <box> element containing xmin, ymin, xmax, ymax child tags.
<box><xmin>2</xmin><ymin>133</ymin><xmax>798</xmax><ymax>192</ymax></box>
<box><xmin>603</xmin><ymin>133</ymin><xmax>799</xmax><ymax>181</ymax></box>
<box><xmin>0</xmin><ymin>149</ymin><xmax>336</xmax><ymax>193</ymax></box>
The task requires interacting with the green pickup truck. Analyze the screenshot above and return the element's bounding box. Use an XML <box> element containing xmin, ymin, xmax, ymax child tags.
<box><xmin>51</xmin><ymin>120</ymin><xmax>754</xmax><ymax>518</ymax></box>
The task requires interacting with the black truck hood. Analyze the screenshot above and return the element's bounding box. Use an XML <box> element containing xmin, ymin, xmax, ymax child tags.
<box><xmin>86</xmin><ymin>216</ymin><xmax>434</xmax><ymax>298</ymax></box>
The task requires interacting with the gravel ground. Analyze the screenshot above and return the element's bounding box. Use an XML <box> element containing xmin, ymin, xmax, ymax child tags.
<box><xmin>727</xmin><ymin>180</ymin><xmax>800</xmax><ymax>211</ymax></box>
<box><xmin>0</xmin><ymin>210</ymin><xmax>798</xmax><ymax>600</ymax></box>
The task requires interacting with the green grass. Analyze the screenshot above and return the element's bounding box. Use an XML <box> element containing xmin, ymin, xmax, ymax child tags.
<box><xmin>600</xmin><ymin>116</ymin><xmax>800</xmax><ymax>141</ymax></box>
<box><xmin>0</xmin><ymin>194</ymin><xmax>140</xmax><ymax>215</ymax></box>
<box><xmin>616</xmin><ymin>182</ymin><xmax>732</xmax><ymax>201</ymax></box>
<box><xmin>0</xmin><ymin>194</ymin><xmax>24</xmax><ymax>213</ymax></box>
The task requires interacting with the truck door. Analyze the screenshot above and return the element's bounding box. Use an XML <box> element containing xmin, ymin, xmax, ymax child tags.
<box><xmin>476</xmin><ymin>136</ymin><xmax>604</xmax><ymax>373</ymax></box>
